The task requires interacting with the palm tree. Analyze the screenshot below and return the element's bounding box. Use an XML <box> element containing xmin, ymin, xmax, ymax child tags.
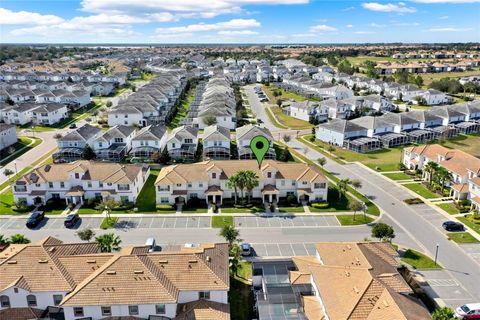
<box><xmin>431</xmin><ymin>307</ymin><xmax>457</xmax><ymax>320</ymax></box>
<box><xmin>437</xmin><ymin>167</ymin><xmax>453</xmax><ymax>194</ymax></box>
<box><xmin>227</xmin><ymin>174</ymin><xmax>240</xmax><ymax>204</ymax></box>
<box><xmin>219</xmin><ymin>225</ymin><xmax>241</xmax><ymax>247</ymax></box>
<box><xmin>10</xmin><ymin>234</ymin><xmax>30</xmax><ymax>244</ymax></box>
<box><xmin>95</xmin><ymin>233</ymin><xmax>121</xmax><ymax>252</ymax></box>
<box><xmin>235</xmin><ymin>171</ymin><xmax>248</xmax><ymax>202</ymax></box>
<box><xmin>243</xmin><ymin>170</ymin><xmax>259</xmax><ymax>203</ymax></box>
<box><xmin>229</xmin><ymin>243</ymin><xmax>243</xmax><ymax>277</ymax></box>
<box><xmin>0</xmin><ymin>234</ymin><xmax>10</xmax><ymax>245</ymax></box>
<box><xmin>424</xmin><ymin>161</ymin><xmax>440</xmax><ymax>185</ymax></box>
<box><xmin>317</xmin><ymin>157</ymin><xmax>327</xmax><ymax>168</ymax></box>
<box><xmin>337</xmin><ymin>178</ymin><xmax>351</xmax><ymax>200</ymax></box>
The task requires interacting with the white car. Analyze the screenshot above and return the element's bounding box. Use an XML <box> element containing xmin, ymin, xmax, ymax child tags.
<box><xmin>240</xmin><ymin>243</ymin><xmax>252</xmax><ymax>256</ymax></box>
<box><xmin>455</xmin><ymin>303</ymin><xmax>480</xmax><ymax>319</ymax></box>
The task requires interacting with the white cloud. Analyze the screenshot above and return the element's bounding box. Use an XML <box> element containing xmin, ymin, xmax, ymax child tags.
<box><xmin>155</xmin><ymin>19</ymin><xmax>261</xmax><ymax>34</ymax></box>
<box><xmin>346</xmin><ymin>24</ymin><xmax>354</xmax><ymax>28</ymax></box>
<box><xmin>148</xmin><ymin>12</ymin><xmax>177</xmax><ymax>22</ymax></box>
<box><xmin>426</xmin><ymin>27</ymin><xmax>473</xmax><ymax>31</ymax></box>
<box><xmin>80</xmin><ymin>0</ymin><xmax>309</xmax><ymax>18</ymax></box>
<box><xmin>0</xmin><ymin>8</ymin><xmax>64</xmax><ymax>25</ymax></box>
<box><xmin>369</xmin><ymin>23</ymin><xmax>385</xmax><ymax>28</ymax></box>
<box><xmin>342</xmin><ymin>6</ymin><xmax>355</xmax><ymax>11</ymax></box>
<box><xmin>69</xmin><ymin>14</ymin><xmax>147</xmax><ymax>25</ymax></box>
<box><xmin>439</xmin><ymin>15</ymin><xmax>449</xmax><ymax>19</ymax></box>
<box><xmin>218</xmin><ymin>30</ymin><xmax>259</xmax><ymax>35</ymax></box>
<box><xmin>309</xmin><ymin>24</ymin><xmax>338</xmax><ymax>33</ymax></box>
<box><xmin>362</xmin><ymin>2</ymin><xmax>417</xmax><ymax>13</ymax></box>
<box><xmin>394</xmin><ymin>22</ymin><xmax>420</xmax><ymax>26</ymax></box>
<box><xmin>10</xmin><ymin>24</ymin><xmax>137</xmax><ymax>39</ymax></box>
<box><xmin>292</xmin><ymin>33</ymin><xmax>317</xmax><ymax>37</ymax></box>
<box><xmin>353</xmin><ymin>31</ymin><xmax>376</xmax><ymax>34</ymax></box>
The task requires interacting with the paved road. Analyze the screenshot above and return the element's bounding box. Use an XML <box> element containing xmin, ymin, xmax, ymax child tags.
<box><xmin>286</xmin><ymin>138</ymin><xmax>480</xmax><ymax>302</ymax></box>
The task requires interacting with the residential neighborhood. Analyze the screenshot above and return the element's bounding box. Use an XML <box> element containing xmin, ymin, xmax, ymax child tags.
<box><xmin>1</xmin><ymin>2</ymin><xmax>480</xmax><ymax>318</ymax></box>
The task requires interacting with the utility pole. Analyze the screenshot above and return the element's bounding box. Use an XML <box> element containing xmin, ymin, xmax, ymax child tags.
<box><xmin>434</xmin><ymin>243</ymin><xmax>439</xmax><ymax>266</ymax></box>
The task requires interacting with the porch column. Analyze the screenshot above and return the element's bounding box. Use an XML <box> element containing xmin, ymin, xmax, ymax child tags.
<box><xmin>269</xmin><ymin>194</ymin><xmax>272</xmax><ymax>203</ymax></box>
<box><xmin>213</xmin><ymin>195</ymin><xmax>216</xmax><ymax>204</ymax></box>
<box><xmin>65</xmin><ymin>197</ymin><xmax>69</xmax><ymax>205</ymax></box>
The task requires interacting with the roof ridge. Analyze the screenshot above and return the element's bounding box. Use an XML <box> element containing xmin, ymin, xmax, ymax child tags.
<box><xmin>137</xmin><ymin>254</ymin><xmax>179</xmax><ymax>300</ymax></box>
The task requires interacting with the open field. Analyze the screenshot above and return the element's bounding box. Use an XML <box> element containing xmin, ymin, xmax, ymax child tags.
<box><xmin>437</xmin><ymin>133</ymin><xmax>480</xmax><ymax>157</ymax></box>
<box><xmin>135</xmin><ymin>170</ymin><xmax>160</xmax><ymax>212</ymax></box>
<box><xmin>421</xmin><ymin>69</ymin><xmax>480</xmax><ymax>87</ymax></box>
<box><xmin>212</xmin><ymin>216</ymin><xmax>234</xmax><ymax>228</ymax></box>
<box><xmin>168</xmin><ymin>84</ymin><xmax>196</xmax><ymax>129</ymax></box>
<box><xmin>403</xmin><ymin>183</ymin><xmax>440</xmax><ymax>199</ymax></box>
<box><xmin>262</xmin><ymin>84</ymin><xmax>309</xmax><ymax>102</ymax></box>
<box><xmin>382</xmin><ymin>172</ymin><xmax>412</xmax><ymax>181</ymax></box>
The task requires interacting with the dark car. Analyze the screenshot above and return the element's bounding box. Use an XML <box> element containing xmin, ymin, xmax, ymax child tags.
<box><xmin>69</xmin><ymin>123</ymin><xmax>77</xmax><ymax>129</ymax></box>
<box><xmin>64</xmin><ymin>213</ymin><xmax>79</xmax><ymax>228</ymax></box>
<box><xmin>257</xmin><ymin>119</ymin><xmax>264</xmax><ymax>124</ymax></box>
<box><xmin>442</xmin><ymin>221</ymin><xmax>464</xmax><ymax>231</ymax></box>
<box><xmin>26</xmin><ymin>211</ymin><xmax>45</xmax><ymax>228</ymax></box>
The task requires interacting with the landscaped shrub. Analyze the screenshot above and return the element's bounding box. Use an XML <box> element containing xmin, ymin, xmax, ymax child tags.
<box><xmin>311</xmin><ymin>202</ymin><xmax>329</xmax><ymax>209</ymax></box>
<box><xmin>403</xmin><ymin>198</ymin><xmax>424</xmax><ymax>205</ymax></box>
<box><xmin>286</xmin><ymin>194</ymin><xmax>297</xmax><ymax>205</ymax></box>
<box><xmin>156</xmin><ymin>204</ymin><xmax>174</xmax><ymax>211</ymax></box>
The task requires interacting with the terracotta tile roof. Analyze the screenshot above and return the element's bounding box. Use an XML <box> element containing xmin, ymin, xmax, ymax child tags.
<box><xmin>302</xmin><ymin>296</ymin><xmax>326</xmax><ymax>320</ymax></box>
<box><xmin>155</xmin><ymin>160</ymin><xmax>327</xmax><ymax>185</ymax></box>
<box><xmin>314</xmin><ymin>242</ymin><xmax>372</xmax><ymax>269</ymax></box>
<box><xmin>0</xmin><ymin>307</ymin><xmax>44</xmax><ymax>320</ymax></box>
<box><xmin>18</xmin><ymin>160</ymin><xmax>145</xmax><ymax>184</ymax></box>
<box><xmin>452</xmin><ymin>183</ymin><xmax>469</xmax><ymax>193</ymax></box>
<box><xmin>471</xmin><ymin>196</ymin><xmax>480</xmax><ymax>204</ymax></box>
<box><xmin>174</xmin><ymin>299</ymin><xmax>230</xmax><ymax>320</ymax></box>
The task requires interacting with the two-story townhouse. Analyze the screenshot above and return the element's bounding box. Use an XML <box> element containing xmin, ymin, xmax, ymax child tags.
<box><xmin>12</xmin><ymin>160</ymin><xmax>150</xmax><ymax>206</ymax></box>
<box><xmin>0</xmin><ymin>103</ymin><xmax>38</xmax><ymax>125</ymax></box>
<box><xmin>155</xmin><ymin>160</ymin><xmax>328</xmax><ymax>205</ymax></box>
<box><xmin>422</xmin><ymin>89</ymin><xmax>451</xmax><ymax>105</ymax></box>
<box><xmin>130</xmin><ymin>125</ymin><xmax>168</xmax><ymax>162</ymax></box>
<box><xmin>92</xmin><ymin>125</ymin><xmax>136</xmax><ymax>162</ymax></box>
<box><xmin>31</xmin><ymin>103</ymin><xmax>68</xmax><ymax>125</ymax></box>
<box><xmin>0</xmin><ymin>238</ymin><xmax>230</xmax><ymax>320</ymax></box>
<box><xmin>235</xmin><ymin>124</ymin><xmax>275</xmax><ymax>160</ymax></box>
<box><xmin>202</xmin><ymin>125</ymin><xmax>231</xmax><ymax>160</ymax></box>
<box><xmin>0</xmin><ymin>123</ymin><xmax>17</xmax><ymax>151</ymax></box>
<box><xmin>53</xmin><ymin>124</ymin><xmax>103</xmax><ymax>163</ymax></box>
<box><xmin>282</xmin><ymin>100</ymin><xmax>321</xmax><ymax>122</ymax></box>
<box><xmin>166</xmin><ymin>126</ymin><xmax>199</xmax><ymax>162</ymax></box>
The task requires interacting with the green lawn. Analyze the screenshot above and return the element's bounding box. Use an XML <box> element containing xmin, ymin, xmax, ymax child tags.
<box><xmin>308</xmin><ymin>187</ymin><xmax>350</xmax><ymax>212</ymax></box>
<box><xmin>300</xmin><ymin>135</ymin><xmax>403</xmax><ymax>170</ymax></box>
<box><xmin>457</xmin><ymin>215</ymin><xmax>480</xmax><ymax>236</ymax></box>
<box><xmin>336</xmin><ymin>214</ymin><xmax>373</xmax><ymax>225</ymax></box>
<box><xmin>135</xmin><ymin>170</ymin><xmax>159</xmax><ymax>212</ymax></box>
<box><xmin>382</xmin><ymin>172</ymin><xmax>413</xmax><ymax>181</ymax></box>
<box><xmin>421</xmin><ymin>70</ymin><xmax>480</xmax><ymax>87</ymax></box>
<box><xmin>263</xmin><ymin>85</ymin><xmax>309</xmax><ymax>102</ymax></box>
<box><xmin>447</xmin><ymin>232</ymin><xmax>479</xmax><ymax>244</ymax></box>
<box><xmin>211</xmin><ymin>216</ymin><xmax>233</xmax><ymax>228</ymax></box>
<box><xmin>168</xmin><ymin>84</ymin><xmax>196</xmax><ymax>129</ymax></box>
<box><xmin>268</xmin><ymin>106</ymin><xmax>313</xmax><ymax>130</ymax></box>
<box><xmin>0</xmin><ymin>190</ymin><xmax>32</xmax><ymax>215</ymax></box>
<box><xmin>436</xmin><ymin>203</ymin><xmax>460</xmax><ymax>215</ymax></box>
<box><xmin>76</xmin><ymin>206</ymin><xmax>101</xmax><ymax>214</ymax></box>
<box><xmin>401</xmin><ymin>249</ymin><xmax>442</xmax><ymax>269</ymax></box>
<box><xmin>0</xmin><ymin>136</ymin><xmax>42</xmax><ymax>166</ymax></box>
<box><xmin>278</xmin><ymin>206</ymin><xmax>305</xmax><ymax>213</ymax></box>
<box><xmin>403</xmin><ymin>183</ymin><xmax>440</xmax><ymax>199</ymax></box>
<box><xmin>100</xmin><ymin>217</ymin><xmax>118</xmax><ymax>229</ymax></box>
<box><xmin>221</xmin><ymin>206</ymin><xmax>264</xmax><ymax>213</ymax></box>
<box><xmin>229</xmin><ymin>261</ymin><xmax>253</xmax><ymax>320</ymax></box>
<box><xmin>435</xmin><ymin>134</ymin><xmax>480</xmax><ymax>158</ymax></box>
<box><xmin>42</xmin><ymin>200</ymin><xmax>67</xmax><ymax>215</ymax></box>
<box><xmin>264</xmin><ymin>107</ymin><xmax>288</xmax><ymax>129</ymax></box>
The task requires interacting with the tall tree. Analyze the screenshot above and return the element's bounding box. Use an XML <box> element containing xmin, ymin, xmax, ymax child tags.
<box><xmin>431</xmin><ymin>307</ymin><xmax>457</xmax><ymax>320</ymax></box>
<box><xmin>227</xmin><ymin>174</ymin><xmax>240</xmax><ymax>204</ymax></box>
<box><xmin>436</xmin><ymin>167</ymin><xmax>452</xmax><ymax>194</ymax></box>
<box><xmin>371</xmin><ymin>223</ymin><xmax>395</xmax><ymax>241</ymax></box>
<box><xmin>82</xmin><ymin>144</ymin><xmax>96</xmax><ymax>160</ymax></box>
<box><xmin>349</xmin><ymin>200</ymin><xmax>364</xmax><ymax>221</ymax></box>
<box><xmin>337</xmin><ymin>178</ymin><xmax>351</xmax><ymax>200</ymax></box>
<box><xmin>424</xmin><ymin>161</ymin><xmax>440</xmax><ymax>185</ymax></box>
<box><xmin>317</xmin><ymin>157</ymin><xmax>327</xmax><ymax>168</ymax></box>
<box><xmin>243</xmin><ymin>170</ymin><xmax>259</xmax><ymax>203</ymax></box>
<box><xmin>219</xmin><ymin>225</ymin><xmax>241</xmax><ymax>247</ymax></box>
<box><xmin>95</xmin><ymin>233</ymin><xmax>121</xmax><ymax>252</ymax></box>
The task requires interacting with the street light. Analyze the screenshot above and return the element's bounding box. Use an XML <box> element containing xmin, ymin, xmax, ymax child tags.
<box><xmin>434</xmin><ymin>243</ymin><xmax>439</xmax><ymax>266</ymax></box>
<box><xmin>13</xmin><ymin>161</ymin><xmax>18</xmax><ymax>177</ymax></box>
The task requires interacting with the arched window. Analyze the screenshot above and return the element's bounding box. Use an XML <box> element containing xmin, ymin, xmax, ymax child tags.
<box><xmin>26</xmin><ymin>294</ymin><xmax>37</xmax><ymax>307</ymax></box>
<box><xmin>0</xmin><ymin>295</ymin><xmax>10</xmax><ymax>308</ymax></box>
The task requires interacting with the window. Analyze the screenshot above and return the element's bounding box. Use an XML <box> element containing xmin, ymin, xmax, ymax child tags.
<box><xmin>314</xmin><ymin>183</ymin><xmax>326</xmax><ymax>189</ymax></box>
<box><xmin>107</xmin><ymin>183</ymin><xmax>112</xmax><ymax>186</ymax></box>
<box><xmin>75</xmin><ymin>173</ymin><xmax>79</xmax><ymax>179</ymax></box>
<box><xmin>187</xmin><ymin>183</ymin><xmax>192</xmax><ymax>188</ymax></box>
<box><xmin>87</xmin><ymin>182</ymin><xmax>92</xmax><ymax>188</ymax></box>
<box><xmin>101</xmin><ymin>306</ymin><xmax>112</xmax><ymax>316</ymax></box>
<box><xmin>0</xmin><ymin>295</ymin><xmax>10</xmax><ymax>308</ymax></box>
<box><xmin>199</xmin><ymin>183</ymin><xmax>203</xmax><ymax>188</ymax></box>
<box><xmin>176</xmin><ymin>183</ymin><xmax>182</xmax><ymax>187</ymax></box>
<box><xmin>267</xmin><ymin>172</ymin><xmax>272</xmax><ymax>178</ymax></box>
<box><xmin>53</xmin><ymin>294</ymin><xmax>63</xmax><ymax>306</ymax></box>
<box><xmin>35</xmin><ymin>183</ymin><xmax>41</xmax><ymax>187</ymax></box>
<box><xmin>212</xmin><ymin>173</ymin><xmax>216</xmax><ymax>179</ymax></box>
<box><xmin>199</xmin><ymin>291</ymin><xmax>210</xmax><ymax>300</ymax></box>
<box><xmin>26</xmin><ymin>295</ymin><xmax>37</xmax><ymax>307</ymax></box>
<box><xmin>118</xmin><ymin>184</ymin><xmax>130</xmax><ymax>191</ymax></box>
<box><xmin>120</xmin><ymin>196</ymin><xmax>129</xmax><ymax>203</ymax></box>
<box><xmin>156</xmin><ymin>304</ymin><xmax>166</xmax><ymax>314</ymax></box>
<box><xmin>14</xmin><ymin>185</ymin><xmax>26</xmax><ymax>192</ymax></box>
<box><xmin>48</xmin><ymin>182</ymin><xmax>54</xmax><ymax>188</ymax></box>
<box><xmin>185</xmin><ymin>138</ymin><xmax>193</xmax><ymax>144</ymax></box>
<box><xmin>189</xmin><ymin>193</ymin><xmax>198</xmax><ymax>199</ymax></box>
<box><xmin>281</xmin><ymin>180</ymin><xmax>285</xmax><ymax>186</ymax></box>
<box><xmin>160</xmin><ymin>197</ymin><xmax>169</xmax><ymax>204</ymax></box>
<box><xmin>172</xmin><ymin>143</ymin><xmax>176</xmax><ymax>148</ymax></box>
<box><xmin>158</xmin><ymin>185</ymin><xmax>170</xmax><ymax>192</ymax></box>
<box><xmin>114</xmin><ymin>138</ymin><xmax>123</xmax><ymax>143</ymax></box>
<box><xmin>60</xmin><ymin>182</ymin><xmax>65</xmax><ymax>188</ymax></box>
<box><xmin>129</xmin><ymin>305</ymin><xmax>139</xmax><ymax>315</ymax></box>
<box><xmin>73</xmin><ymin>307</ymin><xmax>84</xmax><ymax>317</ymax></box>
<box><xmin>99</xmin><ymin>182</ymin><xmax>103</xmax><ymax>188</ymax></box>
<box><xmin>291</xmin><ymin>181</ymin><xmax>296</xmax><ymax>186</ymax></box>
<box><xmin>302</xmin><ymin>181</ymin><xmax>307</xmax><ymax>185</ymax></box>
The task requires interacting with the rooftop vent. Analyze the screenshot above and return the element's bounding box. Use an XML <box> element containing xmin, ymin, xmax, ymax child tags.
<box><xmin>44</xmin><ymin>165</ymin><xmax>51</xmax><ymax>172</ymax></box>
<box><xmin>106</xmin><ymin>270</ymin><xmax>116</xmax><ymax>275</ymax></box>
<box><xmin>48</xmin><ymin>247</ymin><xmax>56</xmax><ymax>253</ymax></box>
<box><xmin>206</xmin><ymin>256</ymin><xmax>211</xmax><ymax>262</ymax></box>
<box><xmin>158</xmin><ymin>260</ymin><xmax>168</xmax><ymax>264</ymax></box>
<box><xmin>383</xmin><ymin>300</ymin><xmax>390</xmax><ymax>307</ymax></box>
<box><xmin>7</xmin><ymin>260</ymin><xmax>17</xmax><ymax>264</ymax></box>
<box><xmin>86</xmin><ymin>259</ymin><xmax>96</xmax><ymax>264</ymax></box>
<box><xmin>344</xmin><ymin>271</ymin><xmax>350</xmax><ymax>277</ymax></box>
<box><xmin>189</xmin><ymin>259</ymin><xmax>198</xmax><ymax>263</ymax></box>
<box><xmin>134</xmin><ymin>270</ymin><xmax>144</xmax><ymax>274</ymax></box>
<box><xmin>38</xmin><ymin>259</ymin><xmax>48</xmax><ymax>264</ymax></box>
<box><xmin>353</xmin><ymin>286</ymin><xmax>359</xmax><ymax>294</ymax></box>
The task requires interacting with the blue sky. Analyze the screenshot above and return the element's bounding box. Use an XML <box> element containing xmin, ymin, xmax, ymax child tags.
<box><xmin>1</xmin><ymin>0</ymin><xmax>479</xmax><ymax>43</ymax></box>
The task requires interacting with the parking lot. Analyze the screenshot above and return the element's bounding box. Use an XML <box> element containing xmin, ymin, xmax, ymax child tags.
<box><xmin>235</xmin><ymin>215</ymin><xmax>340</xmax><ymax>228</ymax></box>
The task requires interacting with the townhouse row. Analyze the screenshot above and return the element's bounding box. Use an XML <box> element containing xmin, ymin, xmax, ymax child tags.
<box><xmin>0</xmin><ymin>238</ymin><xmax>230</xmax><ymax>320</ymax></box>
<box><xmin>52</xmin><ymin>123</ymin><xmax>275</xmax><ymax>163</ymax></box>
<box><xmin>403</xmin><ymin>144</ymin><xmax>480</xmax><ymax>212</ymax></box>
<box><xmin>316</xmin><ymin>101</ymin><xmax>480</xmax><ymax>153</ymax></box>
<box><xmin>0</xmin><ymin>70</ymin><xmax>127</xmax><ymax>85</ymax></box>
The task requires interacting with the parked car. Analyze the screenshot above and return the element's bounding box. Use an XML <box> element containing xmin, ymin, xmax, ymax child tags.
<box><xmin>145</xmin><ymin>237</ymin><xmax>161</xmax><ymax>252</ymax></box>
<box><xmin>260</xmin><ymin>97</ymin><xmax>269</xmax><ymax>102</ymax></box>
<box><xmin>26</xmin><ymin>211</ymin><xmax>45</xmax><ymax>228</ymax></box>
<box><xmin>455</xmin><ymin>303</ymin><xmax>480</xmax><ymax>319</ymax></box>
<box><xmin>442</xmin><ymin>221</ymin><xmax>464</xmax><ymax>231</ymax></box>
<box><xmin>240</xmin><ymin>243</ymin><xmax>252</xmax><ymax>256</ymax></box>
<box><xmin>64</xmin><ymin>213</ymin><xmax>79</xmax><ymax>228</ymax></box>
<box><xmin>257</xmin><ymin>119</ymin><xmax>264</xmax><ymax>124</ymax></box>
<box><xmin>69</xmin><ymin>123</ymin><xmax>77</xmax><ymax>129</ymax></box>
